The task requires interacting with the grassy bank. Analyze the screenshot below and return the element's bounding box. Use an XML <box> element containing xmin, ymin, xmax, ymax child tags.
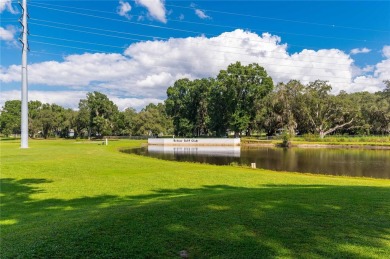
<box><xmin>242</xmin><ymin>135</ymin><xmax>390</xmax><ymax>148</ymax></box>
<box><xmin>1</xmin><ymin>139</ymin><xmax>389</xmax><ymax>258</ymax></box>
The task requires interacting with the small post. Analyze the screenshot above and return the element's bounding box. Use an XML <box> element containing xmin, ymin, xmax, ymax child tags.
<box><xmin>105</xmin><ymin>138</ymin><xmax>108</xmax><ymax>146</ymax></box>
<box><xmin>251</xmin><ymin>163</ymin><xmax>256</xmax><ymax>169</ymax></box>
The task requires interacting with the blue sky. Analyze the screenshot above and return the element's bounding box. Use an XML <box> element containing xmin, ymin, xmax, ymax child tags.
<box><xmin>1</xmin><ymin>0</ymin><xmax>389</xmax><ymax>110</ymax></box>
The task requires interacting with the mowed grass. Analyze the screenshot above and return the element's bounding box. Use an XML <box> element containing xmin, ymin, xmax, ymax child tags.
<box><xmin>1</xmin><ymin>139</ymin><xmax>389</xmax><ymax>258</ymax></box>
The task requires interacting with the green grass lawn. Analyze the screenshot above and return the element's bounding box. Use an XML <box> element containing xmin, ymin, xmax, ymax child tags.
<box><xmin>1</xmin><ymin>139</ymin><xmax>389</xmax><ymax>258</ymax></box>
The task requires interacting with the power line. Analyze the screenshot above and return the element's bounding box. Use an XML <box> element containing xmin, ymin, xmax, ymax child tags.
<box><xmin>5</xmin><ymin>18</ymin><xmax>384</xmax><ymax>75</ymax></box>
<box><xmin>167</xmin><ymin>18</ymin><xmax>375</xmax><ymax>43</ymax></box>
<box><xmin>166</xmin><ymin>3</ymin><xmax>390</xmax><ymax>33</ymax></box>
<box><xmin>22</xmin><ymin>0</ymin><xmax>390</xmax><ymax>33</ymax></box>
<box><xmin>28</xmin><ymin>2</ymin><xmax>388</xmax><ymax>48</ymax></box>
<box><xmin>29</xmin><ymin>20</ymin><xmax>357</xmax><ymax>69</ymax></box>
<box><xmin>28</xmin><ymin>40</ymin><xmax>385</xmax><ymax>86</ymax></box>
<box><xmin>28</xmin><ymin>3</ymin><xmax>204</xmax><ymax>35</ymax></box>
<box><xmin>4</xmin><ymin>1</ymin><xmax>386</xmax><ymax>88</ymax></box>
<box><xmin>30</xmin><ymin>34</ymin><xmax>128</xmax><ymax>50</ymax></box>
<box><xmin>31</xmin><ymin>18</ymin><xmax>166</xmax><ymax>40</ymax></box>
<box><xmin>29</xmin><ymin>22</ymin><xmax>147</xmax><ymax>42</ymax></box>
<box><xmin>30</xmin><ymin>40</ymin><xmax>109</xmax><ymax>53</ymax></box>
<box><xmin>33</xmin><ymin>1</ymin><xmax>124</xmax><ymax>15</ymax></box>
<box><xmin>25</xmin><ymin>2</ymin><xmax>389</xmax><ymax>73</ymax></box>
<box><xmin>30</xmin><ymin>50</ymin><xmax>67</xmax><ymax>56</ymax></box>
<box><xmin>26</xmin><ymin>19</ymin><xmax>291</xmax><ymax>50</ymax></box>
<box><xmin>30</xmin><ymin>1</ymin><xmax>387</xmax><ymax>43</ymax></box>
<box><xmin>29</xmin><ymin>32</ymin><xmax>356</xmax><ymax>73</ymax></box>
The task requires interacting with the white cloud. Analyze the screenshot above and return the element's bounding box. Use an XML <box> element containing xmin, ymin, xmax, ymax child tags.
<box><xmin>110</xmin><ymin>97</ymin><xmax>164</xmax><ymax>111</ymax></box>
<box><xmin>350</xmin><ymin>47</ymin><xmax>371</xmax><ymax>55</ymax></box>
<box><xmin>195</xmin><ymin>9</ymin><xmax>211</xmax><ymax>19</ymax></box>
<box><xmin>117</xmin><ymin>0</ymin><xmax>132</xmax><ymax>19</ymax></box>
<box><xmin>0</xmin><ymin>25</ymin><xmax>16</xmax><ymax>41</ymax></box>
<box><xmin>350</xmin><ymin>50</ymin><xmax>390</xmax><ymax>92</ymax></box>
<box><xmin>351</xmin><ymin>64</ymin><xmax>375</xmax><ymax>78</ymax></box>
<box><xmin>362</xmin><ymin>65</ymin><xmax>375</xmax><ymax>73</ymax></box>
<box><xmin>0</xmin><ymin>53</ymin><xmax>137</xmax><ymax>86</ymax></box>
<box><xmin>373</xmin><ymin>57</ymin><xmax>390</xmax><ymax>80</ymax></box>
<box><xmin>1</xmin><ymin>29</ymin><xmax>389</xmax><ymax>110</ymax></box>
<box><xmin>135</xmin><ymin>0</ymin><xmax>166</xmax><ymax>23</ymax></box>
<box><xmin>0</xmin><ymin>0</ymin><xmax>18</xmax><ymax>14</ymax></box>
<box><xmin>350</xmin><ymin>76</ymin><xmax>384</xmax><ymax>93</ymax></box>
<box><xmin>0</xmin><ymin>90</ymin><xmax>87</xmax><ymax>110</ymax></box>
<box><xmin>382</xmin><ymin>45</ymin><xmax>390</xmax><ymax>59</ymax></box>
<box><xmin>179</xmin><ymin>14</ymin><xmax>185</xmax><ymax>20</ymax></box>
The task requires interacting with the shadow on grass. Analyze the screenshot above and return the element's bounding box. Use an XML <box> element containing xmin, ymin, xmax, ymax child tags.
<box><xmin>1</xmin><ymin>178</ymin><xmax>390</xmax><ymax>258</ymax></box>
<box><xmin>0</xmin><ymin>138</ymin><xmax>20</xmax><ymax>141</ymax></box>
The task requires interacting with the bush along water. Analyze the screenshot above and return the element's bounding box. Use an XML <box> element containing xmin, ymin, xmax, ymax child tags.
<box><xmin>281</xmin><ymin>131</ymin><xmax>292</xmax><ymax>148</ymax></box>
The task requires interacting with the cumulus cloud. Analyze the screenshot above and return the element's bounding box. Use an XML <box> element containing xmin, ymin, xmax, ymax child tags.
<box><xmin>0</xmin><ymin>53</ymin><xmax>134</xmax><ymax>86</ymax></box>
<box><xmin>117</xmin><ymin>0</ymin><xmax>132</xmax><ymax>19</ymax></box>
<box><xmin>0</xmin><ymin>26</ymin><xmax>16</xmax><ymax>41</ymax></box>
<box><xmin>195</xmin><ymin>9</ymin><xmax>211</xmax><ymax>19</ymax></box>
<box><xmin>350</xmin><ymin>76</ymin><xmax>383</xmax><ymax>93</ymax></box>
<box><xmin>350</xmin><ymin>47</ymin><xmax>371</xmax><ymax>55</ymax></box>
<box><xmin>349</xmin><ymin>47</ymin><xmax>390</xmax><ymax>92</ymax></box>
<box><xmin>362</xmin><ymin>65</ymin><xmax>375</xmax><ymax>73</ymax></box>
<box><xmin>135</xmin><ymin>0</ymin><xmax>166</xmax><ymax>23</ymax></box>
<box><xmin>382</xmin><ymin>45</ymin><xmax>390</xmax><ymax>58</ymax></box>
<box><xmin>110</xmin><ymin>97</ymin><xmax>165</xmax><ymax>111</ymax></box>
<box><xmin>0</xmin><ymin>90</ymin><xmax>87</xmax><ymax>110</ymax></box>
<box><xmin>373</xmin><ymin>57</ymin><xmax>390</xmax><ymax>80</ymax></box>
<box><xmin>0</xmin><ymin>0</ymin><xmax>18</xmax><ymax>14</ymax></box>
<box><xmin>1</xmin><ymin>29</ymin><xmax>389</xmax><ymax>110</ymax></box>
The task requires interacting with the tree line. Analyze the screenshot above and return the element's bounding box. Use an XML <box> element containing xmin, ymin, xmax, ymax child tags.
<box><xmin>0</xmin><ymin>92</ymin><xmax>172</xmax><ymax>139</ymax></box>
<box><xmin>166</xmin><ymin>62</ymin><xmax>390</xmax><ymax>138</ymax></box>
<box><xmin>1</xmin><ymin>62</ymin><xmax>389</xmax><ymax>138</ymax></box>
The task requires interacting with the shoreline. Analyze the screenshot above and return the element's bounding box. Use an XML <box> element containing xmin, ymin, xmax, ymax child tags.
<box><xmin>242</xmin><ymin>142</ymin><xmax>390</xmax><ymax>150</ymax></box>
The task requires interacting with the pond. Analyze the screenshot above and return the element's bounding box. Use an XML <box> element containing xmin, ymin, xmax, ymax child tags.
<box><xmin>124</xmin><ymin>146</ymin><xmax>390</xmax><ymax>179</ymax></box>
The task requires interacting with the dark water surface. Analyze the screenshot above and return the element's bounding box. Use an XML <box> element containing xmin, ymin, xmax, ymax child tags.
<box><xmin>124</xmin><ymin>146</ymin><xmax>390</xmax><ymax>179</ymax></box>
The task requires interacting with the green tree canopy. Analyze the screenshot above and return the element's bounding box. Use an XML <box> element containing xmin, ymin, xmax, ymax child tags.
<box><xmin>0</xmin><ymin>100</ymin><xmax>21</xmax><ymax>137</ymax></box>
<box><xmin>210</xmin><ymin>62</ymin><xmax>273</xmax><ymax>136</ymax></box>
<box><xmin>133</xmin><ymin>103</ymin><xmax>173</xmax><ymax>136</ymax></box>
<box><xmin>300</xmin><ymin>80</ymin><xmax>357</xmax><ymax>138</ymax></box>
<box><xmin>79</xmin><ymin>91</ymin><xmax>119</xmax><ymax>138</ymax></box>
<box><xmin>166</xmin><ymin>78</ymin><xmax>213</xmax><ymax>137</ymax></box>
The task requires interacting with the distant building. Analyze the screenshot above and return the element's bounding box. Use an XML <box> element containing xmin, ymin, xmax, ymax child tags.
<box><xmin>68</xmin><ymin>129</ymin><xmax>75</xmax><ymax>138</ymax></box>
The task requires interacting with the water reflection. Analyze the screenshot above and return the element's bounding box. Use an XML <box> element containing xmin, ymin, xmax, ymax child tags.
<box><xmin>125</xmin><ymin>146</ymin><xmax>390</xmax><ymax>179</ymax></box>
<box><xmin>148</xmin><ymin>146</ymin><xmax>240</xmax><ymax>157</ymax></box>
<box><xmin>240</xmin><ymin>147</ymin><xmax>390</xmax><ymax>179</ymax></box>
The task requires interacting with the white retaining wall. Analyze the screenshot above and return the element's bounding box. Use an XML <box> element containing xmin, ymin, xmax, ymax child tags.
<box><xmin>148</xmin><ymin>145</ymin><xmax>241</xmax><ymax>157</ymax></box>
<box><xmin>148</xmin><ymin>138</ymin><xmax>240</xmax><ymax>146</ymax></box>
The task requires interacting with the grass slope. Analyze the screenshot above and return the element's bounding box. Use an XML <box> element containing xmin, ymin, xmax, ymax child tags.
<box><xmin>1</xmin><ymin>139</ymin><xmax>389</xmax><ymax>258</ymax></box>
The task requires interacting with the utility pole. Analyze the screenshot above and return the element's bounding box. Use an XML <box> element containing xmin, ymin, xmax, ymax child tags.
<box><xmin>20</xmin><ymin>0</ymin><xmax>29</xmax><ymax>148</ymax></box>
